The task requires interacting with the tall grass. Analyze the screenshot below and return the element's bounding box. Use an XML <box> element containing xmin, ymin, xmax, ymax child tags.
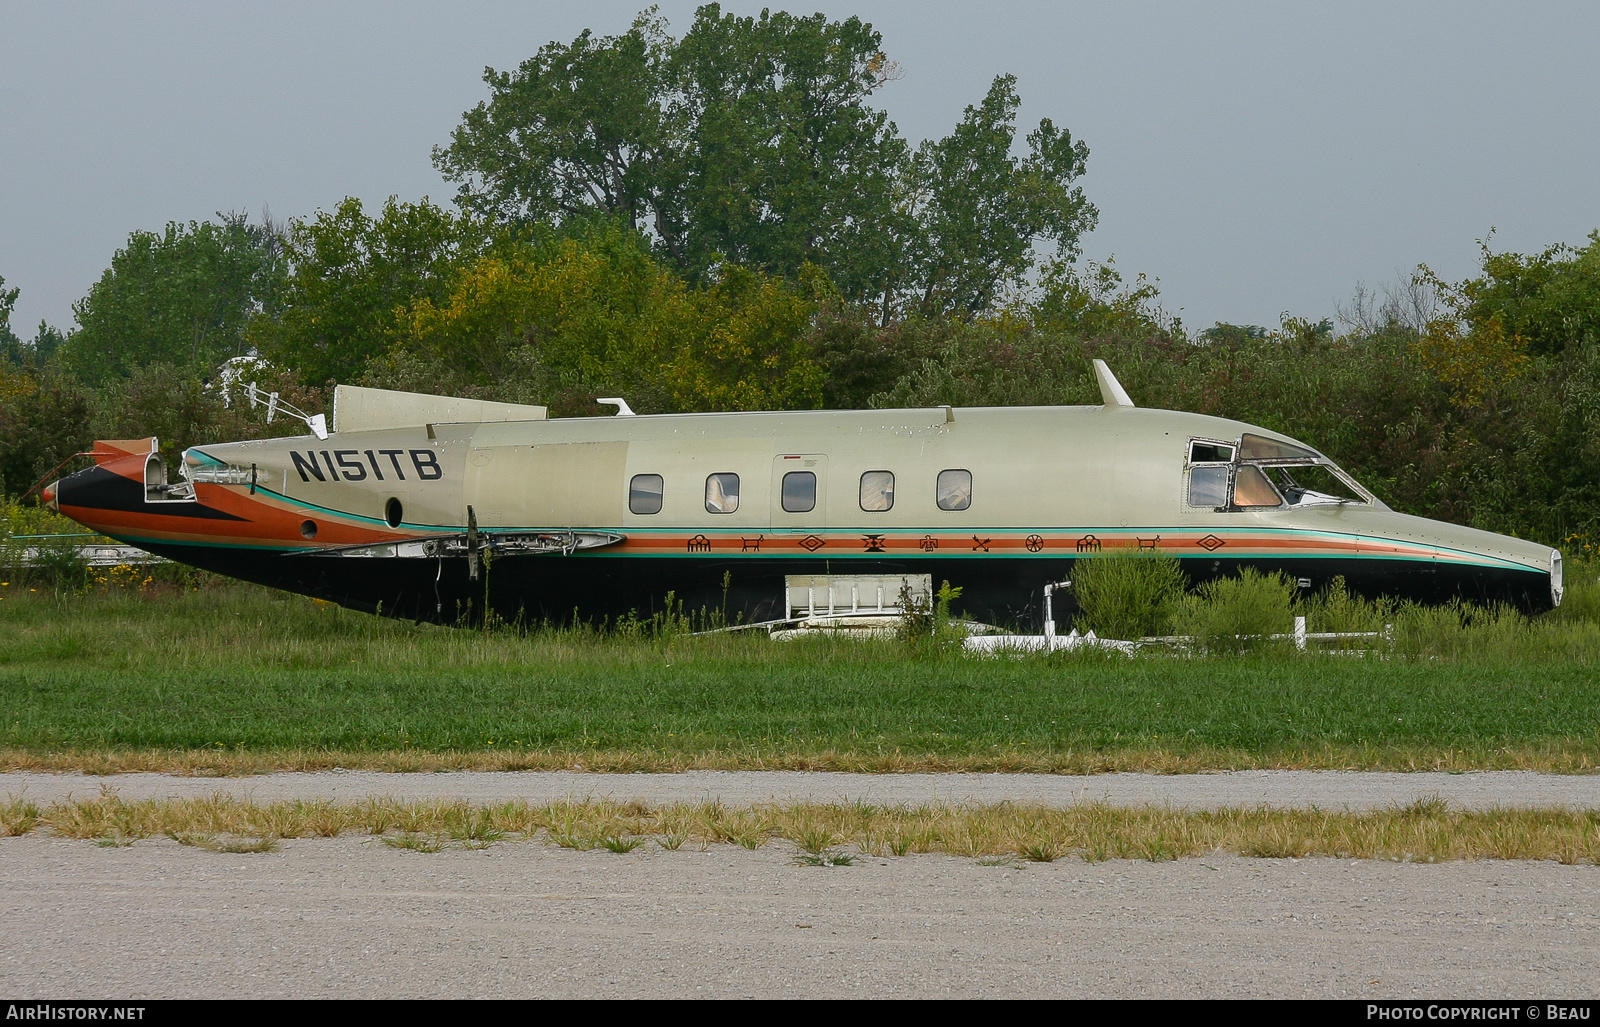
<box><xmin>8</xmin><ymin>794</ymin><xmax>1599</xmax><ymax>865</ymax></box>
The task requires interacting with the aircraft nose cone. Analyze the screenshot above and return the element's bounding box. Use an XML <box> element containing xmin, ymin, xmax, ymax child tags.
<box><xmin>40</xmin><ymin>482</ymin><xmax>57</xmax><ymax>510</ymax></box>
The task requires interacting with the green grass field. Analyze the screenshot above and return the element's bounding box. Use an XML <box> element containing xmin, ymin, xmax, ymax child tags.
<box><xmin>2</xmin><ymin>577</ymin><xmax>1599</xmax><ymax>773</ymax></box>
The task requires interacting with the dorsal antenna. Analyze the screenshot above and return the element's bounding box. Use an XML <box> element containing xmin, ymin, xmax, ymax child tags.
<box><xmin>1093</xmin><ymin>360</ymin><xmax>1135</xmax><ymax>408</ymax></box>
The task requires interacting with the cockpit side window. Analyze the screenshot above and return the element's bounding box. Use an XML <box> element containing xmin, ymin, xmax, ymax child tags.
<box><xmin>1188</xmin><ymin>466</ymin><xmax>1230</xmax><ymax>508</ymax></box>
<box><xmin>1261</xmin><ymin>464</ymin><xmax>1367</xmax><ymax>506</ymax></box>
<box><xmin>1186</xmin><ymin>438</ymin><xmax>1234</xmax><ymax>509</ymax></box>
<box><xmin>1189</xmin><ymin>441</ymin><xmax>1235</xmax><ymax>464</ymax></box>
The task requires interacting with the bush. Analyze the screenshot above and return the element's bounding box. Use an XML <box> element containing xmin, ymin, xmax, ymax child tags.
<box><xmin>1</xmin><ymin>496</ymin><xmax>96</xmax><ymax>590</ymax></box>
<box><xmin>1300</xmin><ymin>576</ymin><xmax>1392</xmax><ymax>634</ymax></box>
<box><xmin>1071</xmin><ymin>550</ymin><xmax>1186</xmax><ymax>639</ymax></box>
<box><xmin>1171</xmin><ymin>568</ymin><xmax>1298</xmax><ymax>654</ymax></box>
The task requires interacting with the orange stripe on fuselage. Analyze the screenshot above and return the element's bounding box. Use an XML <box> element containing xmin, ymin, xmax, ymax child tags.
<box><xmin>60</xmin><ymin>458</ymin><xmax>436</xmax><ymax>551</ymax></box>
<box><xmin>61</xmin><ymin>461</ymin><xmax>1451</xmax><ymax>565</ymax></box>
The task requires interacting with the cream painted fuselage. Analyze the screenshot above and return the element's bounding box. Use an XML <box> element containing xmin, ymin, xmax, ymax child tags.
<box><xmin>47</xmin><ymin>397</ymin><xmax>1562</xmax><ymax>628</ymax></box>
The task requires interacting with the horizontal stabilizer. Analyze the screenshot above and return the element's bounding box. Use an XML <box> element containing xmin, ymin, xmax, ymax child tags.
<box><xmin>332</xmin><ymin>385</ymin><xmax>548</xmax><ymax>434</ymax></box>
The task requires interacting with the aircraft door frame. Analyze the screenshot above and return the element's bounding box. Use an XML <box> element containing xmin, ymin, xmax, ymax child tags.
<box><xmin>771</xmin><ymin>454</ymin><xmax>828</xmax><ymax>532</ymax></box>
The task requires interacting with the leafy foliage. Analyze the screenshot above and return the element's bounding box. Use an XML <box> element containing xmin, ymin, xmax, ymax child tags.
<box><xmin>1072</xmin><ymin>550</ymin><xmax>1187</xmax><ymax>640</ymax></box>
<box><xmin>1171</xmin><ymin>569</ymin><xmax>1299</xmax><ymax>654</ymax></box>
<box><xmin>58</xmin><ymin>214</ymin><xmax>285</xmax><ymax>385</ymax></box>
<box><xmin>251</xmin><ymin>197</ymin><xmax>486</xmax><ymax>386</ymax></box>
<box><xmin>90</xmin><ymin>363</ymin><xmax>327</xmax><ymax>468</ymax></box>
<box><xmin>901</xmin><ymin>74</ymin><xmax>1096</xmax><ymax>318</ymax></box>
<box><xmin>0</xmin><ymin>275</ymin><xmax>20</xmax><ymax>366</ymax></box>
<box><xmin>0</xmin><ymin>365</ymin><xmax>92</xmax><ymax>498</ymax></box>
<box><xmin>435</xmin><ymin>5</ymin><xmax>1094</xmax><ymax>320</ymax></box>
<box><xmin>1419</xmin><ymin>231</ymin><xmax>1600</xmax><ymax>358</ymax></box>
<box><xmin>377</xmin><ymin>220</ymin><xmax>826</xmax><ymax>414</ymax></box>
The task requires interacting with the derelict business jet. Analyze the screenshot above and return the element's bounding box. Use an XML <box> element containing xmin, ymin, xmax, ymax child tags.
<box><xmin>43</xmin><ymin>361</ymin><xmax>1563</xmax><ymax>627</ymax></box>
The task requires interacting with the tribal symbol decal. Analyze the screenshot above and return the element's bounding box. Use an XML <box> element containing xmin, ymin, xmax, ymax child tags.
<box><xmin>1196</xmin><ymin>534</ymin><xmax>1226</xmax><ymax>552</ymax></box>
<box><xmin>799</xmin><ymin>534</ymin><xmax>826</xmax><ymax>552</ymax></box>
<box><xmin>1025</xmin><ymin>534</ymin><xmax>1045</xmax><ymax>553</ymax></box>
<box><xmin>862</xmin><ymin>534</ymin><xmax>886</xmax><ymax>553</ymax></box>
<box><xmin>686</xmin><ymin>534</ymin><xmax>712</xmax><ymax>553</ymax></box>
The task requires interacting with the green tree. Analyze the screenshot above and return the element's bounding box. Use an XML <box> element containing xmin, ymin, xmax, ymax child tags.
<box><xmin>433</xmin><ymin>13</ymin><xmax>677</xmax><ymax>235</ymax></box>
<box><xmin>436</xmin><ymin>6</ymin><xmax>907</xmax><ymax>304</ymax></box>
<box><xmin>0</xmin><ymin>275</ymin><xmax>23</xmax><ymax>367</ymax></box>
<box><xmin>1031</xmin><ymin>257</ymin><xmax>1176</xmax><ymax>339</ymax></box>
<box><xmin>434</xmin><ymin>6</ymin><xmax>1095</xmax><ymax>321</ymax></box>
<box><xmin>377</xmin><ymin>219</ymin><xmax>827</xmax><ymax>415</ymax></box>
<box><xmin>901</xmin><ymin>75</ymin><xmax>1096</xmax><ymax>318</ymax></box>
<box><xmin>29</xmin><ymin>323</ymin><xmax>65</xmax><ymax>365</ymax></box>
<box><xmin>0</xmin><ymin>365</ymin><xmax>92</xmax><ymax>497</ymax></box>
<box><xmin>665</xmin><ymin>5</ymin><xmax>910</xmax><ymax>304</ymax></box>
<box><xmin>1418</xmin><ymin>231</ymin><xmax>1600</xmax><ymax>357</ymax></box>
<box><xmin>58</xmin><ymin>214</ymin><xmax>285</xmax><ymax>385</ymax></box>
<box><xmin>250</xmin><ymin>197</ymin><xmax>485</xmax><ymax>386</ymax></box>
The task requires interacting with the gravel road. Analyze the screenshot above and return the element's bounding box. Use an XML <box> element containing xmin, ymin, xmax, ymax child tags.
<box><xmin>3</xmin><ymin>771</ymin><xmax>1598</xmax><ymax>999</ymax></box>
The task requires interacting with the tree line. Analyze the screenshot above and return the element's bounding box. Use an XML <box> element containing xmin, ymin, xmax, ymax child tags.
<box><xmin>3</xmin><ymin>4</ymin><xmax>1599</xmax><ymax>550</ymax></box>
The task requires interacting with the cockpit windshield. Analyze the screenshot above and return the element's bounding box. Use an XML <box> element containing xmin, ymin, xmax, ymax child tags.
<box><xmin>1238</xmin><ymin>433</ymin><xmax>1318</xmax><ymax>462</ymax></box>
<box><xmin>1187</xmin><ymin>433</ymin><xmax>1378</xmax><ymax>510</ymax></box>
<box><xmin>1258</xmin><ymin>463</ymin><xmax>1369</xmax><ymax>506</ymax></box>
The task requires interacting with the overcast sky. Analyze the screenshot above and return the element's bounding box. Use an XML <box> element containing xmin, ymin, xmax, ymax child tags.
<box><xmin>2</xmin><ymin>0</ymin><xmax>1597</xmax><ymax>339</ymax></box>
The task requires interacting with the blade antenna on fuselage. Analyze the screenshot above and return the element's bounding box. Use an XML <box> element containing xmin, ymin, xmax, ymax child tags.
<box><xmin>1093</xmin><ymin>360</ymin><xmax>1135</xmax><ymax>408</ymax></box>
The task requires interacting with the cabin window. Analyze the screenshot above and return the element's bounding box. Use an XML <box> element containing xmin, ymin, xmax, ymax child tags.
<box><xmin>781</xmin><ymin>471</ymin><xmax>816</xmax><ymax>513</ymax></box>
<box><xmin>629</xmin><ymin>474</ymin><xmax>664</xmax><ymax>515</ymax></box>
<box><xmin>705</xmin><ymin>473</ymin><xmax>740</xmax><ymax>514</ymax></box>
<box><xmin>1231</xmin><ymin>465</ymin><xmax>1283</xmax><ymax>508</ymax></box>
<box><xmin>1188</xmin><ymin>466</ymin><xmax>1230</xmax><ymax>508</ymax></box>
<box><xmin>936</xmin><ymin>469</ymin><xmax>972</xmax><ymax>511</ymax></box>
<box><xmin>859</xmin><ymin>470</ymin><xmax>895</xmax><ymax>512</ymax></box>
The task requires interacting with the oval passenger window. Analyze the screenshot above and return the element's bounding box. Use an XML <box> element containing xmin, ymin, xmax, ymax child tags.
<box><xmin>629</xmin><ymin>474</ymin><xmax>664</xmax><ymax>515</ymax></box>
<box><xmin>936</xmin><ymin>469</ymin><xmax>972</xmax><ymax>511</ymax></box>
<box><xmin>705</xmin><ymin>473</ymin><xmax>740</xmax><ymax>514</ymax></box>
<box><xmin>859</xmin><ymin>471</ymin><xmax>894</xmax><ymax>512</ymax></box>
<box><xmin>781</xmin><ymin>471</ymin><xmax>816</xmax><ymax>513</ymax></box>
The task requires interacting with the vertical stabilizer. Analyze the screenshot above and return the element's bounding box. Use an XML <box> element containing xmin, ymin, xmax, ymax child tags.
<box><xmin>1093</xmin><ymin>360</ymin><xmax>1135</xmax><ymax>408</ymax></box>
